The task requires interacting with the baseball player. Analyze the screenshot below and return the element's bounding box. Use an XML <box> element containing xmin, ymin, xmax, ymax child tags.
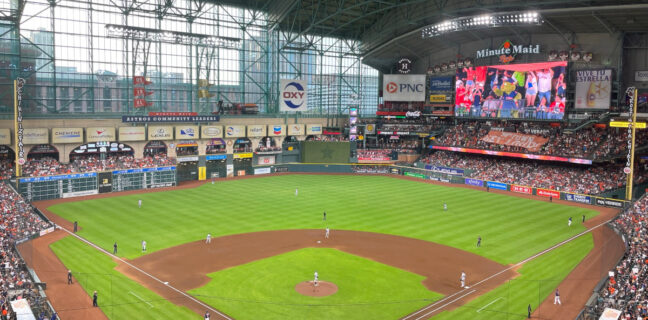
<box><xmin>67</xmin><ymin>270</ymin><xmax>72</xmax><ymax>285</ymax></box>
<box><xmin>206</xmin><ymin>233</ymin><xmax>211</xmax><ymax>244</ymax></box>
<box><xmin>554</xmin><ymin>289</ymin><xmax>561</xmax><ymax>305</ymax></box>
<box><xmin>568</xmin><ymin>217</ymin><xmax>572</xmax><ymax>227</ymax></box>
<box><xmin>443</xmin><ymin>202</ymin><xmax>447</xmax><ymax>211</ymax></box>
<box><xmin>325</xmin><ymin>227</ymin><xmax>329</xmax><ymax>239</ymax></box>
<box><xmin>113</xmin><ymin>242</ymin><xmax>118</xmax><ymax>254</ymax></box>
<box><xmin>460</xmin><ymin>271</ymin><xmax>466</xmax><ymax>288</ymax></box>
<box><xmin>138</xmin><ymin>199</ymin><xmax>142</xmax><ymax>208</ymax></box>
<box><xmin>92</xmin><ymin>291</ymin><xmax>98</xmax><ymax>307</ymax></box>
<box><xmin>295</xmin><ymin>188</ymin><xmax>299</xmax><ymax>196</ymax></box>
<box><xmin>323</xmin><ymin>211</ymin><xmax>326</xmax><ymax>221</ymax></box>
<box><xmin>477</xmin><ymin>236</ymin><xmax>481</xmax><ymax>247</ymax></box>
<box><xmin>314</xmin><ymin>271</ymin><xmax>319</xmax><ymax>287</ymax></box>
<box><xmin>204</xmin><ymin>311</ymin><xmax>210</xmax><ymax>320</ymax></box>
<box><xmin>141</xmin><ymin>240</ymin><xmax>147</xmax><ymax>252</ymax></box>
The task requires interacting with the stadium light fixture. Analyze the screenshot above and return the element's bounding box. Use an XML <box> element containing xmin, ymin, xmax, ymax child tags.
<box><xmin>422</xmin><ymin>12</ymin><xmax>542</xmax><ymax>38</ymax></box>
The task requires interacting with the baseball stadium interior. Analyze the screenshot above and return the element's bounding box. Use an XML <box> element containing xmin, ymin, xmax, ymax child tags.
<box><xmin>0</xmin><ymin>0</ymin><xmax>648</xmax><ymax>319</ymax></box>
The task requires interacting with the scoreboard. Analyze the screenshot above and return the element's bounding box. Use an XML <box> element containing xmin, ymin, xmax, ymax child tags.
<box><xmin>17</xmin><ymin>166</ymin><xmax>176</xmax><ymax>201</ymax></box>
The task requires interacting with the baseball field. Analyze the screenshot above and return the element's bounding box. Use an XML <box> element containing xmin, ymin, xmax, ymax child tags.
<box><xmin>28</xmin><ymin>174</ymin><xmax>623</xmax><ymax>319</ymax></box>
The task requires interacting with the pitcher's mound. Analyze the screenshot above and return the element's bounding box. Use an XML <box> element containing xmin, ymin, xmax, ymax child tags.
<box><xmin>295</xmin><ymin>281</ymin><xmax>338</xmax><ymax>297</ymax></box>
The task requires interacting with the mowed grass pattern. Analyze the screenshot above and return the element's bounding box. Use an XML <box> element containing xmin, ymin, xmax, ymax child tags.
<box><xmin>49</xmin><ymin>175</ymin><xmax>597</xmax><ymax>264</ymax></box>
<box><xmin>189</xmin><ymin>248</ymin><xmax>443</xmax><ymax>320</ymax></box>
<box><xmin>50</xmin><ymin>236</ymin><xmax>199</xmax><ymax>320</ymax></box>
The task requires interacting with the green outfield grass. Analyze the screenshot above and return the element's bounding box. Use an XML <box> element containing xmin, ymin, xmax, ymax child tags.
<box><xmin>188</xmin><ymin>248</ymin><xmax>442</xmax><ymax>319</ymax></box>
<box><xmin>46</xmin><ymin>174</ymin><xmax>601</xmax><ymax>319</ymax></box>
<box><xmin>50</xmin><ymin>236</ymin><xmax>199</xmax><ymax>320</ymax></box>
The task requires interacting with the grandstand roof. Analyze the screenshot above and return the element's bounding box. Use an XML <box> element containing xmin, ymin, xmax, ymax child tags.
<box><xmin>227</xmin><ymin>0</ymin><xmax>648</xmax><ymax>73</ymax></box>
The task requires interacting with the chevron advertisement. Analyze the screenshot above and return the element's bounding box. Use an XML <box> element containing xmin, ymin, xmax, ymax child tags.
<box><xmin>269</xmin><ymin>125</ymin><xmax>286</xmax><ymax>137</ymax></box>
<box><xmin>279</xmin><ymin>79</ymin><xmax>308</xmax><ymax>112</ymax></box>
<box><xmin>383</xmin><ymin>74</ymin><xmax>426</xmax><ymax>102</ymax></box>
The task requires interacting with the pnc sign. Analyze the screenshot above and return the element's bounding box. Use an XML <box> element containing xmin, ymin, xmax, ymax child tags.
<box><xmin>382</xmin><ymin>75</ymin><xmax>426</xmax><ymax>101</ymax></box>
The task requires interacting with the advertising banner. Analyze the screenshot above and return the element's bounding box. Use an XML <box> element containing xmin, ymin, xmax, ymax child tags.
<box><xmin>10</xmin><ymin>299</ymin><xmax>35</xmax><ymax>320</ymax></box>
<box><xmin>424</xmin><ymin>165</ymin><xmax>464</xmax><ymax>175</ymax></box>
<box><xmin>486</xmin><ymin>181</ymin><xmax>507</xmax><ymax>190</ymax></box>
<box><xmin>62</xmin><ymin>189</ymin><xmax>99</xmax><ymax>198</ymax></box>
<box><xmin>22</xmin><ymin>128</ymin><xmax>49</xmax><ymax>145</ymax></box>
<box><xmin>52</xmin><ymin>128</ymin><xmax>83</xmax><ymax>144</ymax></box>
<box><xmin>565</xmin><ymin>193</ymin><xmax>591</xmax><ymax>204</ymax></box>
<box><xmin>404</xmin><ymin>172</ymin><xmax>426</xmax><ymax>179</ymax></box>
<box><xmin>86</xmin><ymin>127</ymin><xmax>116</xmax><ymax>142</ymax></box>
<box><xmin>455</xmin><ymin>61</ymin><xmax>567</xmax><ymax>119</ymax></box>
<box><xmin>464</xmin><ymin>178</ymin><xmax>483</xmax><ymax>187</ymax></box>
<box><xmin>288</xmin><ymin>124</ymin><xmax>304</xmax><ymax>136</ymax></box>
<box><xmin>431</xmin><ymin>145</ymin><xmax>592</xmax><ymax>165</ymax></box>
<box><xmin>118</xmin><ymin>127</ymin><xmax>145</xmax><ymax>141</ymax></box>
<box><xmin>598</xmin><ymin>308</ymin><xmax>622</xmax><ymax>320</ymax></box>
<box><xmin>258</xmin><ymin>155</ymin><xmax>275</xmax><ymax>165</ymax></box>
<box><xmin>537</xmin><ymin>188</ymin><xmax>560</xmax><ymax>198</ymax></box>
<box><xmin>177</xmin><ymin>156</ymin><xmax>199</xmax><ymax>162</ymax></box>
<box><xmin>511</xmin><ymin>185</ymin><xmax>532</xmax><ymax>194</ymax></box>
<box><xmin>226</xmin><ymin>164</ymin><xmax>234</xmax><ymax>177</ymax></box>
<box><xmin>594</xmin><ymin>198</ymin><xmax>624</xmax><ymax>208</ymax></box>
<box><xmin>98</xmin><ymin>172</ymin><xmax>113</xmax><ymax>193</ymax></box>
<box><xmin>429</xmin><ymin>76</ymin><xmax>454</xmax><ymax>91</ymax></box>
<box><xmin>122</xmin><ymin>115</ymin><xmax>219</xmax><ymax>123</ymax></box>
<box><xmin>306</xmin><ymin>124</ymin><xmax>322</xmax><ymax>135</ymax></box>
<box><xmin>175</xmin><ymin>126</ymin><xmax>199</xmax><ymax>139</ymax></box>
<box><xmin>365</xmin><ymin>124</ymin><xmax>376</xmax><ymax>135</ymax></box>
<box><xmin>268</xmin><ymin>125</ymin><xmax>286</xmax><ymax>137</ymax></box>
<box><xmin>429</xmin><ymin>95</ymin><xmax>447</xmax><ymax>103</ymax></box>
<box><xmin>383</xmin><ymin>74</ymin><xmax>426</xmax><ymax>101</ymax></box>
<box><xmin>225</xmin><ymin>125</ymin><xmax>245</xmax><ymax>138</ymax></box>
<box><xmin>247</xmin><ymin>125</ymin><xmax>266</xmax><ymax>137</ymax></box>
<box><xmin>254</xmin><ymin>167</ymin><xmax>271</xmax><ymax>175</ymax></box>
<box><xmin>0</xmin><ymin>128</ymin><xmax>10</xmax><ymax>145</ymax></box>
<box><xmin>14</xmin><ymin>78</ymin><xmax>24</xmax><ymax>167</ymax></box>
<box><xmin>148</xmin><ymin>126</ymin><xmax>174</xmax><ymax>140</ymax></box>
<box><xmin>481</xmin><ymin>131</ymin><xmax>549</xmax><ymax>152</ymax></box>
<box><xmin>206</xmin><ymin>154</ymin><xmax>227</xmax><ymax>161</ymax></box>
<box><xmin>201</xmin><ymin>126</ymin><xmax>223</xmax><ymax>139</ymax></box>
<box><xmin>575</xmin><ymin>69</ymin><xmax>612</xmax><ymax>109</ymax></box>
<box><xmin>233</xmin><ymin>153</ymin><xmax>253</xmax><ymax>159</ymax></box>
<box><xmin>635</xmin><ymin>71</ymin><xmax>648</xmax><ymax>82</ymax></box>
<box><xmin>279</xmin><ymin>79</ymin><xmax>308</xmax><ymax>112</ymax></box>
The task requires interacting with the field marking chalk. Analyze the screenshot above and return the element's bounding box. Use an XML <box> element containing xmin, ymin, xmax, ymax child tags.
<box><xmin>412</xmin><ymin>289</ymin><xmax>476</xmax><ymax>320</ymax></box>
<box><xmin>476</xmin><ymin>297</ymin><xmax>503</xmax><ymax>313</ymax></box>
<box><xmin>403</xmin><ymin>219</ymin><xmax>613</xmax><ymax>320</ymax></box>
<box><xmin>129</xmin><ymin>291</ymin><xmax>155</xmax><ymax>308</ymax></box>
<box><xmin>58</xmin><ymin>226</ymin><xmax>232</xmax><ymax>320</ymax></box>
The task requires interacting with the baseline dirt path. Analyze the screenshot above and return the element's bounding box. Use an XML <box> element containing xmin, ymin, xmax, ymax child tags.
<box><xmin>17</xmin><ymin>230</ymin><xmax>108</xmax><ymax>320</ymax></box>
<box><xmin>28</xmin><ymin>173</ymin><xmax>625</xmax><ymax>319</ymax></box>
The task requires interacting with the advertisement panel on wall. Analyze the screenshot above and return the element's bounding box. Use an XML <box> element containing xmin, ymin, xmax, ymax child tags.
<box><xmin>464</xmin><ymin>178</ymin><xmax>483</xmax><ymax>187</ymax></box>
<box><xmin>511</xmin><ymin>185</ymin><xmax>532</xmax><ymax>194</ymax></box>
<box><xmin>279</xmin><ymin>79</ymin><xmax>308</xmax><ymax>112</ymax></box>
<box><xmin>247</xmin><ymin>125</ymin><xmax>266</xmax><ymax>137</ymax></box>
<box><xmin>455</xmin><ymin>61</ymin><xmax>568</xmax><ymax>119</ymax></box>
<box><xmin>258</xmin><ymin>155</ymin><xmax>275</xmax><ymax>165</ymax></box>
<box><xmin>288</xmin><ymin>124</ymin><xmax>304</xmax><ymax>136</ymax></box>
<box><xmin>233</xmin><ymin>153</ymin><xmax>253</xmax><ymax>159</ymax></box>
<box><xmin>486</xmin><ymin>181</ymin><xmax>507</xmax><ymax>190</ymax></box>
<box><xmin>118</xmin><ymin>127</ymin><xmax>146</xmax><ymax>141</ymax></box>
<box><xmin>225</xmin><ymin>125</ymin><xmax>245</xmax><ymax>138</ymax></box>
<box><xmin>424</xmin><ymin>165</ymin><xmax>464</xmax><ymax>175</ymax></box>
<box><xmin>22</xmin><ymin>128</ymin><xmax>49</xmax><ymax>144</ymax></box>
<box><xmin>429</xmin><ymin>76</ymin><xmax>454</xmax><ymax>92</ymax></box>
<box><xmin>481</xmin><ymin>131</ymin><xmax>548</xmax><ymax>152</ymax></box>
<box><xmin>86</xmin><ymin>127</ymin><xmax>116</xmax><ymax>142</ymax></box>
<box><xmin>383</xmin><ymin>74</ymin><xmax>426</xmax><ymax>101</ymax></box>
<box><xmin>201</xmin><ymin>126</ymin><xmax>223</xmax><ymax>139</ymax></box>
<box><xmin>148</xmin><ymin>126</ymin><xmax>174</xmax><ymax>140</ymax></box>
<box><xmin>594</xmin><ymin>197</ymin><xmax>624</xmax><ymax>208</ymax></box>
<box><xmin>431</xmin><ymin>146</ymin><xmax>593</xmax><ymax>165</ymax></box>
<box><xmin>306</xmin><ymin>124</ymin><xmax>322</xmax><ymax>135</ymax></box>
<box><xmin>175</xmin><ymin>126</ymin><xmax>199</xmax><ymax>139</ymax></box>
<box><xmin>565</xmin><ymin>193</ymin><xmax>591</xmax><ymax>204</ymax></box>
<box><xmin>52</xmin><ymin>128</ymin><xmax>83</xmax><ymax>144</ymax></box>
<box><xmin>254</xmin><ymin>167</ymin><xmax>271</xmax><ymax>175</ymax></box>
<box><xmin>98</xmin><ymin>172</ymin><xmax>113</xmax><ymax>193</ymax></box>
<box><xmin>575</xmin><ymin>69</ymin><xmax>612</xmax><ymax>109</ymax></box>
<box><xmin>537</xmin><ymin>188</ymin><xmax>560</xmax><ymax>198</ymax></box>
<box><xmin>268</xmin><ymin>125</ymin><xmax>286</xmax><ymax>137</ymax></box>
<box><xmin>0</xmin><ymin>128</ymin><xmax>10</xmax><ymax>145</ymax></box>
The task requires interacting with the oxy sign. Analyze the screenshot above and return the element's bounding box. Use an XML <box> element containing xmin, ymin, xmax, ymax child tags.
<box><xmin>383</xmin><ymin>75</ymin><xmax>425</xmax><ymax>102</ymax></box>
<box><xmin>279</xmin><ymin>79</ymin><xmax>308</xmax><ymax>112</ymax></box>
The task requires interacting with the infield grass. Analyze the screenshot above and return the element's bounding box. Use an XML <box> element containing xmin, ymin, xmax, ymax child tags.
<box><xmin>188</xmin><ymin>247</ymin><xmax>443</xmax><ymax>319</ymax></box>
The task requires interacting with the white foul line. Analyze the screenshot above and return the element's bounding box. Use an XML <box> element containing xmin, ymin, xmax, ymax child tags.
<box><xmin>403</xmin><ymin>218</ymin><xmax>613</xmax><ymax>320</ymax></box>
<box><xmin>129</xmin><ymin>291</ymin><xmax>155</xmax><ymax>308</ymax></box>
<box><xmin>413</xmin><ymin>290</ymin><xmax>476</xmax><ymax>320</ymax></box>
<box><xmin>476</xmin><ymin>297</ymin><xmax>503</xmax><ymax>313</ymax></box>
<box><xmin>58</xmin><ymin>226</ymin><xmax>232</xmax><ymax>320</ymax></box>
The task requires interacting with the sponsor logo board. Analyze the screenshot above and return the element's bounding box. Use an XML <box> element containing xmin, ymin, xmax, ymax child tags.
<box><xmin>225</xmin><ymin>125</ymin><xmax>245</xmax><ymax>138</ymax></box>
<box><xmin>306</xmin><ymin>124</ymin><xmax>322</xmax><ymax>135</ymax></box>
<box><xmin>383</xmin><ymin>74</ymin><xmax>426</xmax><ymax>101</ymax></box>
<box><xmin>148</xmin><ymin>126</ymin><xmax>174</xmax><ymax>140</ymax></box>
<box><xmin>0</xmin><ymin>128</ymin><xmax>10</xmax><ymax>145</ymax></box>
<box><xmin>254</xmin><ymin>167</ymin><xmax>271</xmax><ymax>175</ymax></box>
<box><xmin>511</xmin><ymin>185</ymin><xmax>532</xmax><ymax>194</ymax></box>
<box><xmin>279</xmin><ymin>79</ymin><xmax>308</xmax><ymax>112</ymax></box>
<box><xmin>565</xmin><ymin>193</ymin><xmax>591</xmax><ymax>204</ymax></box>
<box><xmin>201</xmin><ymin>126</ymin><xmax>222</xmax><ymax>139</ymax></box>
<box><xmin>86</xmin><ymin>127</ymin><xmax>116</xmax><ymax>142</ymax></box>
<box><xmin>269</xmin><ymin>125</ymin><xmax>286</xmax><ymax>136</ymax></box>
<box><xmin>175</xmin><ymin>126</ymin><xmax>199</xmax><ymax>139</ymax></box>
<box><xmin>464</xmin><ymin>178</ymin><xmax>483</xmax><ymax>187</ymax></box>
<box><xmin>52</xmin><ymin>128</ymin><xmax>83</xmax><ymax>144</ymax></box>
<box><xmin>594</xmin><ymin>198</ymin><xmax>624</xmax><ymax>208</ymax></box>
<box><xmin>537</xmin><ymin>188</ymin><xmax>560</xmax><ymax>198</ymax></box>
<box><xmin>247</xmin><ymin>125</ymin><xmax>266</xmax><ymax>137</ymax></box>
<box><xmin>486</xmin><ymin>181</ymin><xmax>507</xmax><ymax>190</ymax></box>
<box><xmin>118</xmin><ymin>127</ymin><xmax>145</xmax><ymax>141</ymax></box>
<box><xmin>288</xmin><ymin>124</ymin><xmax>304</xmax><ymax>136</ymax></box>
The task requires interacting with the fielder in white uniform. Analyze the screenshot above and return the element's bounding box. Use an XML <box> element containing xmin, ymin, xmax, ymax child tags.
<box><xmin>325</xmin><ymin>227</ymin><xmax>329</xmax><ymax>239</ymax></box>
<box><xmin>138</xmin><ymin>199</ymin><xmax>142</xmax><ymax>208</ymax></box>
<box><xmin>141</xmin><ymin>240</ymin><xmax>147</xmax><ymax>252</ymax></box>
<box><xmin>206</xmin><ymin>233</ymin><xmax>211</xmax><ymax>244</ymax></box>
<box><xmin>314</xmin><ymin>271</ymin><xmax>319</xmax><ymax>286</ymax></box>
<box><xmin>460</xmin><ymin>271</ymin><xmax>466</xmax><ymax>288</ymax></box>
<box><xmin>554</xmin><ymin>289</ymin><xmax>561</xmax><ymax>305</ymax></box>
<box><xmin>295</xmin><ymin>188</ymin><xmax>299</xmax><ymax>196</ymax></box>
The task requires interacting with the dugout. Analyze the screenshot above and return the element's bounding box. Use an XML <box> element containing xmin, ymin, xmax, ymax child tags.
<box><xmin>176</xmin><ymin>158</ymin><xmax>199</xmax><ymax>182</ymax></box>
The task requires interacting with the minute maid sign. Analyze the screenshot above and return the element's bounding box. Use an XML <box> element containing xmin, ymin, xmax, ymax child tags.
<box><xmin>476</xmin><ymin>40</ymin><xmax>540</xmax><ymax>64</ymax></box>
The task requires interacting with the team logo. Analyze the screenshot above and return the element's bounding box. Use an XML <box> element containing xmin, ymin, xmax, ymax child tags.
<box><xmin>180</xmin><ymin>128</ymin><xmax>195</xmax><ymax>137</ymax></box>
<box><xmin>96</xmin><ymin>130</ymin><xmax>106</xmax><ymax>135</ymax></box>
<box><xmin>366</xmin><ymin>124</ymin><xmax>374</xmax><ymax>132</ymax></box>
<box><xmin>282</xmin><ymin>82</ymin><xmax>306</xmax><ymax>109</ymax></box>
<box><xmin>227</xmin><ymin>127</ymin><xmax>234</xmax><ymax>136</ymax></box>
<box><xmin>397</xmin><ymin>58</ymin><xmax>412</xmax><ymax>74</ymax></box>
<box><xmin>386</xmin><ymin>82</ymin><xmax>398</xmax><ymax>93</ymax></box>
<box><xmin>273</xmin><ymin>126</ymin><xmax>282</xmax><ymax>135</ymax></box>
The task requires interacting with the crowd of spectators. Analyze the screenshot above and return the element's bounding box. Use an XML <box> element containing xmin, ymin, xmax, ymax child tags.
<box><xmin>357</xmin><ymin>149</ymin><xmax>392</xmax><ymax>161</ymax></box>
<box><xmin>0</xmin><ymin>159</ymin><xmax>13</xmax><ymax>180</ymax></box>
<box><xmin>21</xmin><ymin>154</ymin><xmax>175</xmax><ymax>178</ymax></box>
<box><xmin>433</xmin><ymin>121</ymin><xmax>647</xmax><ymax>160</ymax></box>
<box><xmin>592</xmin><ymin>195</ymin><xmax>648</xmax><ymax>319</ymax></box>
<box><xmin>0</xmin><ymin>183</ymin><xmax>55</xmax><ymax>319</ymax></box>
<box><xmin>363</xmin><ymin>139</ymin><xmax>420</xmax><ymax>153</ymax></box>
<box><xmin>423</xmin><ymin>151</ymin><xmax>648</xmax><ymax>195</ymax></box>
